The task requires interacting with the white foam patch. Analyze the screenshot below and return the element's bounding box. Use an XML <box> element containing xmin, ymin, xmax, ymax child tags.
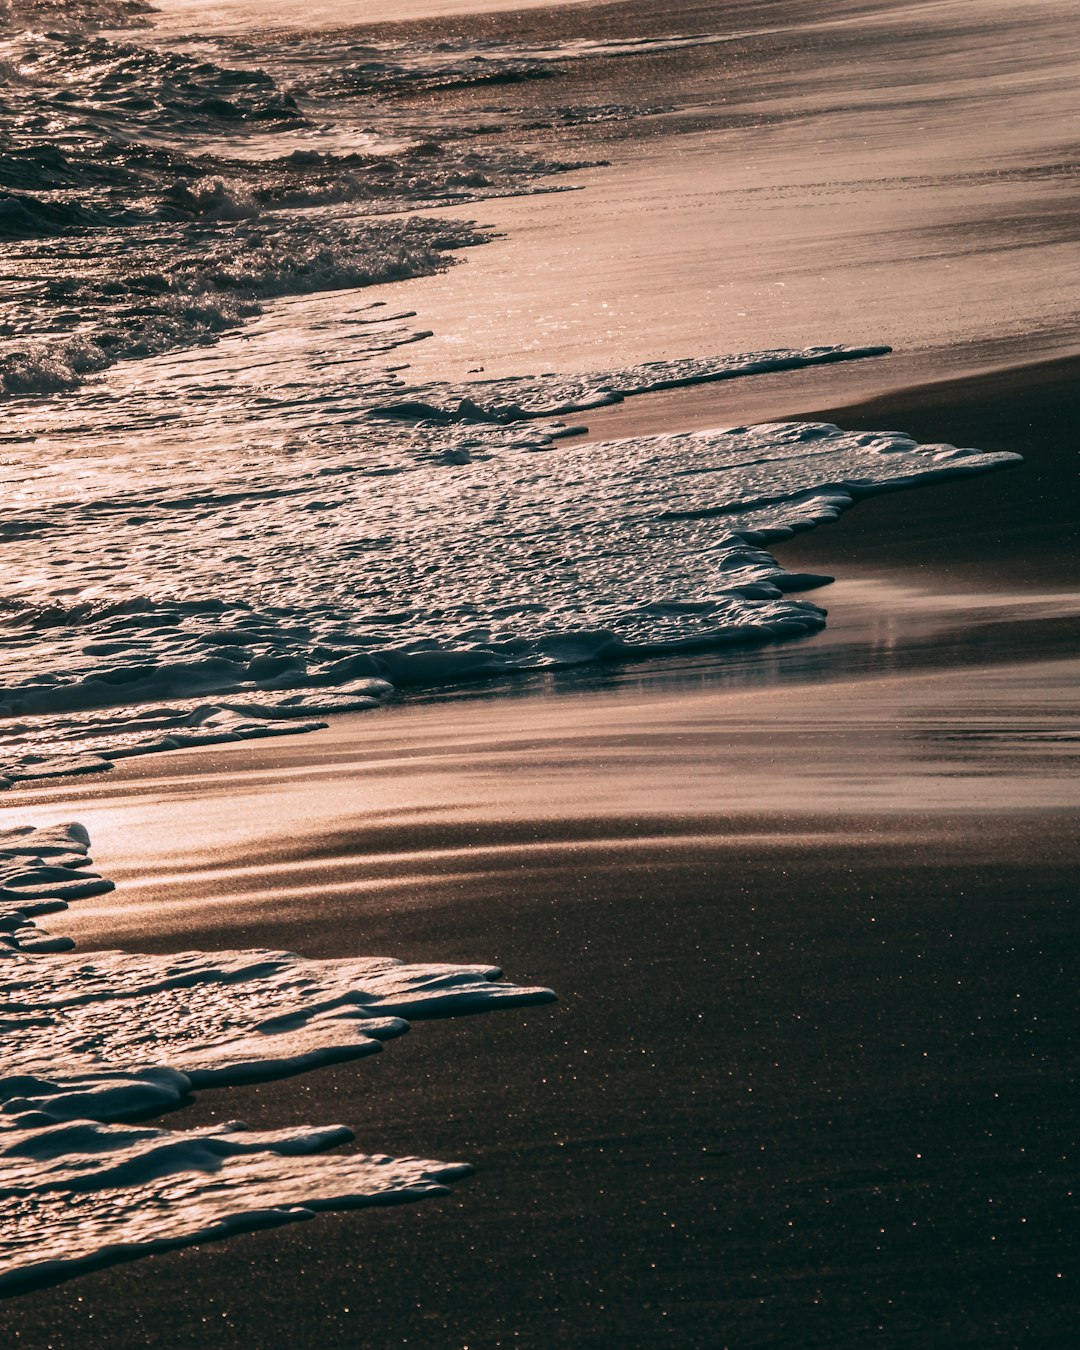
<box><xmin>0</xmin><ymin>823</ymin><xmax>112</xmax><ymax>955</ymax></box>
<box><xmin>1</xmin><ymin>947</ymin><xmax>555</xmax><ymax>1110</ymax></box>
<box><xmin>0</xmin><ymin>824</ymin><xmax>556</xmax><ymax>1294</ymax></box>
<box><xmin>0</xmin><ymin>1117</ymin><xmax>472</xmax><ymax>1296</ymax></box>
<box><xmin>0</xmin><ymin>343</ymin><xmax>1020</xmax><ymax>785</ymax></box>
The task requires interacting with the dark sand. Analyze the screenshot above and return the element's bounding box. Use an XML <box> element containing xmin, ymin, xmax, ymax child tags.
<box><xmin>793</xmin><ymin>355</ymin><xmax>1080</xmax><ymax>587</ymax></box>
<box><xmin>583</xmin><ymin>352</ymin><xmax>1080</xmax><ymax>587</ymax></box>
<box><xmin>4</xmin><ymin>351</ymin><xmax>1079</xmax><ymax>1348</ymax></box>
<box><xmin>4</xmin><ymin>0</ymin><xmax>1078</xmax><ymax>1341</ymax></box>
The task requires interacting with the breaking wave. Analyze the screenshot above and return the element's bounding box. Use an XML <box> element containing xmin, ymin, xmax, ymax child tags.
<box><xmin>0</xmin><ymin>7</ymin><xmax>595</xmax><ymax>397</ymax></box>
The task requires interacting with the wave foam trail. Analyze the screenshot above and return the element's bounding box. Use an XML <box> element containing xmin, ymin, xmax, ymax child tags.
<box><xmin>0</xmin><ymin>1</ymin><xmax>1025</xmax><ymax>785</ymax></box>
<box><xmin>315</xmin><ymin>31</ymin><xmax>741</xmax><ymax>97</ymax></box>
<box><xmin>0</xmin><ymin>352</ymin><xmax>1020</xmax><ymax>784</ymax></box>
<box><xmin>0</xmin><ymin>824</ymin><xmax>557</xmax><ymax>1295</ymax></box>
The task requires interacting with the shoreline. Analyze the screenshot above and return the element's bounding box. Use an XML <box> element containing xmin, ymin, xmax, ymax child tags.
<box><xmin>2</xmin><ymin>347</ymin><xmax>1076</xmax><ymax>819</ymax></box>
<box><xmin>3</xmin><ymin>346</ymin><xmax>1078</xmax><ymax>828</ymax></box>
<box><xmin>5</xmin><ymin>0</ymin><xmax>1080</xmax><ymax>1334</ymax></box>
<box><xmin>4</xmin><ymin>346</ymin><xmax>1079</xmax><ymax>1346</ymax></box>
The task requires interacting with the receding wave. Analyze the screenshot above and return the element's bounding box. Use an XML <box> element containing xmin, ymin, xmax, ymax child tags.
<box><xmin>0</xmin><ymin>344</ymin><xmax>1019</xmax><ymax>786</ymax></box>
<box><xmin>0</xmin><ymin>822</ymin><xmax>556</xmax><ymax>1295</ymax></box>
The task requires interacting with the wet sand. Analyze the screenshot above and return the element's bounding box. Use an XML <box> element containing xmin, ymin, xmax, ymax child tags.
<box><xmin>360</xmin><ymin>0</ymin><xmax>1080</xmax><ymax>387</ymax></box>
<box><xmin>581</xmin><ymin>351</ymin><xmax>1080</xmax><ymax>588</ymax></box>
<box><xmin>6</xmin><ymin>0</ymin><xmax>1080</xmax><ymax>1343</ymax></box>
<box><xmin>4</xmin><ymin>348</ymin><xmax>1079</xmax><ymax>1347</ymax></box>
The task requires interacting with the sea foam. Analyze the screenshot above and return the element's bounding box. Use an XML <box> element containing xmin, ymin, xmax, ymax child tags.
<box><xmin>0</xmin><ymin>7</ymin><xmax>1024</xmax><ymax>786</ymax></box>
<box><xmin>0</xmin><ymin>347</ymin><xmax>1020</xmax><ymax>786</ymax></box>
<box><xmin>1</xmin><ymin>1118</ymin><xmax>474</xmax><ymax>1297</ymax></box>
<box><xmin>0</xmin><ymin>823</ymin><xmax>556</xmax><ymax>1295</ymax></box>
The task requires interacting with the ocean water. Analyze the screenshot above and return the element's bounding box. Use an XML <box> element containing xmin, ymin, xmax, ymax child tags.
<box><xmin>0</xmin><ymin>0</ymin><xmax>1024</xmax><ymax>786</ymax></box>
<box><xmin>0</xmin><ymin>0</ymin><xmax>1032</xmax><ymax>1293</ymax></box>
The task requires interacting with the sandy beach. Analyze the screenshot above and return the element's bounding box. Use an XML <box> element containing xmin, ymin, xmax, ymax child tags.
<box><xmin>2</xmin><ymin>0</ymin><xmax>1079</xmax><ymax>1345</ymax></box>
<box><xmin>5</xmin><ymin>346</ymin><xmax>1079</xmax><ymax>1346</ymax></box>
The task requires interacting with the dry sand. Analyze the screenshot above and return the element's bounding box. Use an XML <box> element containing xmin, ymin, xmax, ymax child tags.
<box><xmin>3</xmin><ymin>349</ymin><xmax>1078</xmax><ymax>1348</ymax></box>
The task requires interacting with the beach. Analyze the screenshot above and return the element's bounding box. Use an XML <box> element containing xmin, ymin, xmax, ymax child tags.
<box><xmin>5</xmin><ymin>351</ymin><xmax>1079</xmax><ymax>1346</ymax></box>
<box><xmin>2</xmin><ymin>0</ymin><xmax>1079</xmax><ymax>1345</ymax></box>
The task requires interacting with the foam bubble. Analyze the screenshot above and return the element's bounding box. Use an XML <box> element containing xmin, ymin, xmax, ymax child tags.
<box><xmin>2</xmin><ymin>946</ymin><xmax>555</xmax><ymax>1106</ymax></box>
<box><xmin>0</xmin><ymin>823</ymin><xmax>557</xmax><ymax>1294</ymax></box>
<box><xmin>0</xmin><ymin>386</ymin><xmax>1019</xmax><ymax>785</ymax></box>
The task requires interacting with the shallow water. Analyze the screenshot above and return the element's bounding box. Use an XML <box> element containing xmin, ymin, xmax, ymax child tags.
<box><xmin>3</xmin><ymin>0</ymin><xmax>1072</xmax><ymax>792</ymax></box>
